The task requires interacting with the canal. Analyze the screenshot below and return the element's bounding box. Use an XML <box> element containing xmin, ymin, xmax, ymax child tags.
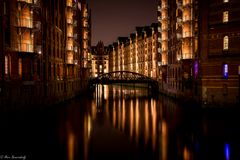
<box><xmin>0</xmin><ymin>85</ymin><xmax>239</xmax><ymax>160</ymax></box>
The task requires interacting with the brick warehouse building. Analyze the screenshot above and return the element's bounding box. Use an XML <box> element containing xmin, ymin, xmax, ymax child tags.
<box><xmin>91</xmin><ymin>41</ymin><xmax>109</xmax><ymax>78</ymax></box>
<box><xmin>0</xmin><ymin>0</ymin><xmax>91</xmax><ymax>109</ymax></box>
<box><xmin>108</xmin><ymin>24</ymin><xmax>158</xmax><ymax>80</ymax></box>
<box><xmin>157</xmin><ymin>0</ymin><xmax>240</xmax><ymax>105</ymax></box>
<box><xmin>199</xmin><ymin>0</ymin><xmax>240</xmax><ymax>105</ymax></box>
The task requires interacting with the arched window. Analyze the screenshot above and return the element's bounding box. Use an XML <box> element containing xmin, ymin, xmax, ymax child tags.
<box><xmin>223</xmin><ymin>36</ymin><xmax>229</xmax><ymax>50</ymax></box>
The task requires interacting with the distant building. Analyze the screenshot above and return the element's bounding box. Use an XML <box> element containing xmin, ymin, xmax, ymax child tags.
<box><xmin>157</xmin><ymin>0</ymin><xmax>240</xmax><ymax>105</ymax></box>
<box><xmin>91</xmin><ymin>41</ymin><xmax>109</xmax><ymax>77</ymax></box>
<box><xmin>108</xmin><ymin>23</ymin><xmax>158</xmax><ymax>79</ymax></box>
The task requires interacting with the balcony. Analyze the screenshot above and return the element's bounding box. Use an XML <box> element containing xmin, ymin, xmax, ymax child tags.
<box><xmin>177</xmin><ymin>1</ymin><xmax>183</xmax><ymax>9</ymax></box>
<box><xmin>67</xmin><ymin>18</ymin><xmax>73</xmax><ymax>24</ymax></box>
<box><xmin>15</xmin><ymin>18</ymin><xmax>33</xmax><ymax>28</ymax></box>
<box><xmin>83</xmin><ymin>12</ymin><xmax>88</xmax><ymax>18</ymax></box>
<box><xmin>66</xmin><ymin>1</ymin><xmax>72</xmax><ymax>7</ymax></box>
<box><xmin>67</xmin><ymin>33</ymin><xmax>73</xmax><ymax>38</ymax></box>
<box><xmin>32</xmin><ymin>0</ymin><xmax>41</xmax><ymax>8</ymax></box>
<box><xmin>66</xmin><ymin>53</ymin><xmax>74</xmax><ymax>64</ymax></box>
<box><xmin>182</xmin><ymin>31</ymin><xmax>192</xmax><ymax>38</ymax></box>
<box><xmin>67</xmin><ymin>44</ymin><xmax>73</xmax><ymax>51</ymax></box>
<box><xmin>182</xmin><ymin>53</ymin><xmax>192</xmax><ymax>59</ymax></box>
<box><xmin>176</xmin><ymin>33</ymin><xmax>182</xmax><ymax>39</ymax></box>
<box><xmin>162</xmin><ymin>37</ymin><xmax>168</xmax><ymax>42</ymax></box>
<box><xmin>162</xmin><ymin>3</ymin><xmax>169</xmax><ymax>8</ymax></box>
<box><xmin>17</xmin><ymin>0</ymin><xmax>32</xmax><ymax>4</ymax></box>
<box><xmin>183</xmin><ymin>1</ymin><xmax>192</xmax><ymax>8</ymax></box>
<box><xmin>14</xmin><ymin>43</ymin><xmax>34</xmax><ymax>53</ymax></box>
<box><xmin>160</xmin><ymin>18</ymin><xmax>169</xmax><ymax>25</ymax></box>
<box><xmin>182</xmin><ymin>16</ymin><xmax>192</xmax><ymax>22</ymax></box>
<box><xmin>66</xmin><ymin>59</ymin><xmax>74</xmax><ymax>64</ymax></box>
<box><xmin>177</xmin><ymin>17</ymin><xmax>182</xmax><ymax>24</ymax></box>
<box><xmin>162</xmin><ymin>27</ymin><xmax>169</xmax><ymax>32</ymax></box>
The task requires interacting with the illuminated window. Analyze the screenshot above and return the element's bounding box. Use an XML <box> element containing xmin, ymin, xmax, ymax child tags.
<box><xmin>78</xmin><ymin>2</ymin><xmax>81</xmax><ymax>10</ymax></box>
<box><xmin>223</xmin><ymin>0</ymin><xmax>229</xmax><ymax>2</ymax></box>
<box><xmin>19</xmin><ymin>58</ymin><xmax>22</xmax><ymax>77</ymax></box>
<box><xmin>239</xmin><ymin>65</ymin><xmax>240</xmax><ymax>75</ymax></box>
<box><xmin>4</xmin><ymin>2</ymin><xmax>6</xmax><ymax>15</ymax></box>
<box><xmin>194</xmin><ymin>60</ymin><xmax>199</xmax><ymax>79</ymax></box>
<box><xmin>223</xmin><ymin>36</ymin><xmax>229</xmax><ymax>50</ymax></box>
<box><xmin>223</xmin><ymin>11</ymin><xmax>228</xmax><ymax>23</ymax></box>
<box><xmin>5</xmin><ymin>56</ymin><xmax>8</xmax><ymax>74</ymax></box>
<box><xmin>223</xmin><ymin>63</ymin><xmax>228</xmax><ymax>79</ymax></box>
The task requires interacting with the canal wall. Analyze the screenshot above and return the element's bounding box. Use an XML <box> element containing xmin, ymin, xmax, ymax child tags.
<box><xmin>158</xmin><ymin>81</ymin><xmax>239</xmax><ymax>108</ymax></box>
<box><xmin>0</xmin><ymin>80</ymin><xmax>89</xmax><ymax>111</ymax></box>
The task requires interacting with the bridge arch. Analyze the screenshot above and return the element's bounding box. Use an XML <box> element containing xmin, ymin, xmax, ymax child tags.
<box><xmin>88</xmin><ymin>71</ymin><xmax>159</xmax><ymax>93</ymax></box>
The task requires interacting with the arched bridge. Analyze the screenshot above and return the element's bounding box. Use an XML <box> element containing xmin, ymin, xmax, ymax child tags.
<box><xmin>88</xmin><ymin>71</ymin><xmax>159</xmax><ymax>92</ymax></box>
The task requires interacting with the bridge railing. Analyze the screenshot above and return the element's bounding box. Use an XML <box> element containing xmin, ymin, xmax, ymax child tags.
<box><xmin>88</xmin><ymin>71</ymin><xmax>159</xmax><ymax>93</ymax></box>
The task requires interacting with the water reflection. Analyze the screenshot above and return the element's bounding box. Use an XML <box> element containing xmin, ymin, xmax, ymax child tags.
<box><xmin>0</xmin><ymin>84</ymin><xmax>239</xmax><ymax>160</ymax></box>
<box><xmin>161</xmin><ymin>120</ymin><xmax>168</xmax><ymax>160</ymax></box>
<box><xmin>83</xmin><ymin>114</ymin><xmax>92</xmax><ymax>160</ymax></box>
<box><xmin>67</xmin><ymin>132</ymin><xmax>75</xmax><ymax>160</ymax></box>
<box><xmin>89</xmin><ymin>84</ymin><xmax>240</xmax><ymax>160</ymax></box>
<box><xmin>92</xmin><ymin>85</ymin><xmax>162</xmax><ymax>158</ymax></box>
<box><xmin>225</xmin><ymin>143</ymin><xmax>230</xmax><ymax>160</ymax></box>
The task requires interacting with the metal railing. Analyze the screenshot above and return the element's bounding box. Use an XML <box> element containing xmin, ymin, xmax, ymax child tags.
<box><xmin>14</xmin><ymin>43</ymin><xmax>34</xmax><ymax>53</ymax></box>
<box><xmin>17</xmin><ymin>0</ymin><xmax>32</xmax><ymax>4</ymax></box>
<box><xmin>67</xmin><ymin>32</ymin><xmax>73</xmax><ymax>37</ymax></box>
<box><xmin>182</xmin><ymin>31</ymin><xmax>192</xmax><ymax>38</ymax></box>
<box><xmin>66</xmin><ymin>44</ymin><xmax>73</xmax><ymax>51</ymax></box>
<box><xmin>67</xmin><ymin>18</ymin><xmax>73</xmax><ymax>24</ymax></box>
<box><xmin>16</xmin><ymin>18</ymin><xmax>33</xmax><ymax>28</ymax></box>
<box><xmin>66</xmin><ymin>1</ymin><xmax>72</xmax><ymax>7</ymax></box>
<box><xmin>66</xmin><ymin>59</ymin><xmax>74</xmax><ymax>64</ymax></box>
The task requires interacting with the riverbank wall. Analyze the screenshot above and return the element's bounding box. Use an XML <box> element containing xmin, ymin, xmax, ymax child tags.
<box><xmin>0</xmin><ymin>79</ymin><xmax>88</xmax><ymax>112</ymax></box>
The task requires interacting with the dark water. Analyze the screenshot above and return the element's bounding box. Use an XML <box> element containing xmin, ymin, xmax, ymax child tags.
<box><xmin>0</xmin><ymin>85</ymin><xmax>239</xmax><ymax>160</ymax></box>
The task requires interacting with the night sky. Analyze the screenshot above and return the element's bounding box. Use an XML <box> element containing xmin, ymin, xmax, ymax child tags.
<box><xmin>88</xmin><ymin>0</ymin><xmax>158</xmax><ymax>46</ymax></box>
